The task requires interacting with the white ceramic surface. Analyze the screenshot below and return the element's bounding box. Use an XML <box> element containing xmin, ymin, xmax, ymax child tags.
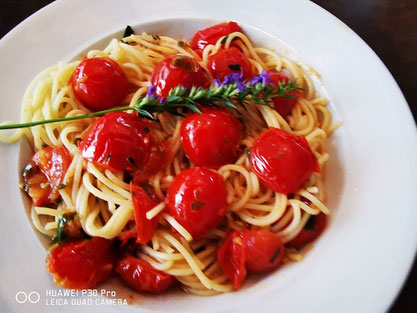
<box><xmin>0</xmin><ymin>0</ymin><xmax>416</xmax><ymax>313</ymax></box>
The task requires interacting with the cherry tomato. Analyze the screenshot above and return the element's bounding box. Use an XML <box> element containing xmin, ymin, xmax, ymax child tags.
<box><xmin>22</xmin><ymin>145</ymin><xmax>72</xmax><ymax>206</ymax></box>
<box><xmin>33</xmin><ymin>145</ymin><xmax>72</xmax><ymax>189</ymax></box>
<box><xmin>130</xmin><ymin>182</ymin><xmax>161</xmax><ymax>244</ymax></box>
<box><xmin>116</xmin><ymin>254</ymin><xmax>175</xmax><ymax>293</ymax></box>
<box><xmin>70</xmin><ymin>57</ymin><xmax>129</xmax><ymax>112</ymax></box>
<box><xmin>268</xmin><ymin>72</ymin><xmax>301</xmax><ymax>117</ymax></box>
<box><xmin>250</xmin><ymin>128</ymin><xmax>318</xmax><ymax>195</ymax></box>
<box><xmin>287</xmin><ymin>213</ymin><xmax>327</xmax><ymax>249</ymax></box>
<box><xmin>166</xmin><ymin>167</ymin><xmax>227</xmax><ymax>240</ymax></box>
<box><xmin>80</xmin><ymin>112</ymin><xmax>163</xmax><ymax>173</ymax></box>
<box><xmin>22</xmin><ymin>163</ymin><xmax>53</xmax><ymax>206</ymax></box>
<box><xmin>242</xmin><ymin>229</ymin><xmax>285</xmax><ymax>273</ymax></box>
<box><xmin>207</xmin><ymin>47</ymin><xmax>253</xmax><ymax>82</ymax></box>
<box><xmin>217</xmin><ymin>231</ymin><xmax>246</xmax><ymax>289</ymax></box>
<box><xmin>190</xmin><ymin>21</ymin><xmax>243</xmax><ymax>55</ymax></box>
<box><xmin>180</xmin><ymin>108</ymin><xmax>242</xmax><ymax>168</ymax></box>
<box><xmin>46</xmin><ymin>238</ymin><xmax>114</xmax><ymax>289</ymax></box>
<box><xmin>150</xmin><ymin>55</ymin><xmax>210</xmax><ymax>98</ymax></box>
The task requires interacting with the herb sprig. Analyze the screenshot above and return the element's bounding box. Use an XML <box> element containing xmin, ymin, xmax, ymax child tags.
<box><xmin>0</xmin><ymin>71</ymin><xmax>302</xmax><ymax>130</ymax></box>
<box><xmin>51</xmin><ymin>216</ymin><xmax>66</xmax><ymax>244</ymax></box>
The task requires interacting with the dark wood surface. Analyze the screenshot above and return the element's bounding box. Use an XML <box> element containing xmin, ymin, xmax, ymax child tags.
<box><xmin>0</xmin><ymin>0</ymin><xmax>416</xmax><ymax>312</ymax></box>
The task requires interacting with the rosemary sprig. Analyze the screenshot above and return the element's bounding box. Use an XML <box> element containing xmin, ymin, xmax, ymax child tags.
<box><xmin>0</xmin><ymin>71</ymin><xmax>302</xmax><ymax>130</ymax></box>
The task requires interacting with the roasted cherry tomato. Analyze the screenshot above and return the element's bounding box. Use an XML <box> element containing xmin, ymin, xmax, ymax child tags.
<box><xmin>130</xmin><ymin>182</ymin><xmax>161</xmax><ymax>244</ymax></box>
<box><xmin>190</xmin><ymin>21</ymin><xmax>243</xmax><ymax>55</ymax></box>
<box><xmin>166</xmin><ymin>167</ymin><xmax>227</xmax><ymax>240</ymax></box>
<box><xmin>207</xmin><ymin>47</ymin><xmax>253</xmax><ymax>82</ymax></box>
<box><xmin>80</xmin><ymin>112</ymin><xmax>163</xmax><ymax>173</ymax></box>
<box><xmin>268</xmin><ymin>72</ymin><xmax>301</xmax><ymax>117</ymax></box>
<box><xmin>217</xmin><ymin>231</ymin><xmax>246</xmax><ymax>289</ymax></box>
<box><xmin>150</xmin><ymin>55</ymin><xmax>210</xmax><ymax>98</ymax></box>
<box><xmin>22</xmin><ymin>145</ymin><xmax>72</xmax><ymax>206</ymax></box>
<box><xmin>242</xmin><ymin>229</ymin><xmax>285</xmax><ymax>273</ymax></box>
<box><xmin>288</xmin><ymin>213</ymin><xmax>327</xmax><ymax>249</ymax></box>
<box><xmin>47</xmin><ymin>238</ymin><xmax>114</xmax><ymax>289</ymax></box>
<box><xmin>22</xmin><ymin>163</ymin><xmax>53</xmax><ymax>206</ymax></box>
<box><xmin>116</xmin><ymin>254</ymin><xmax>175</xmax><ymax>293</ymax></box>
<box><xmin>70</xmin><ymin>57</ymin><xmax>129</xmax><ymax>111</ymax></box>
<box><xmin>180</xmin><ymin>108</ymin><xmax>242</xmax><ymax>167</ymax></box>
<box><xmin>250</xmin><ymin>128</ymin><xmax>318</xmax><ymax>195</ymax></box>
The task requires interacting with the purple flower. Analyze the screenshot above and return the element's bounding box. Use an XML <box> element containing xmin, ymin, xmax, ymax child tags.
<box><xmin>213</xmin><ymin>78</ymin><xmax>221</xmax><ymax>87</ymax></box>
<box><xmin>159</xmin><ymin>97</ymin><xmax>165</xmax><ymax>104</ymax></box>
<box><xmin>237</xmin><ymin>81</ymin><xmax>246</xmax><ymax>92</ymax></box>
<box><xmin>146</xmin><ymin>85</ymin><xmax>156</xmax><ymax>98</ymax></box>
<box><xmin>250</xmin><ymin>70</ymin><xmax>272</xmax><ymax>85</ymax></box>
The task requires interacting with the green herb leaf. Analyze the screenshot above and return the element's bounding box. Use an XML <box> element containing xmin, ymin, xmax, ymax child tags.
<box><xmin>220</xmin><ymin>35</ymin><xmax>229</xmax><ymax>44</ymax></box>
<box><xmin>269</xmin><ymin>246</ymin><xmax>281</xmax><ymax>263</ymax></box>
<box><xmin>152</xmin><ymin>34</ymin><xmax>160</xmax><ymax>40</ymax></box>
<box><xmin>228</xmin><ymin>64</ymin><xmax>241</xmax><ymax>71</ymax></box>
<box><xmin>123</xmin><ymin>25</ymin><xmax>134</xmax><ymax>37</ymax></box>
<box><xmin>51</xmin><ymin>216</ymin><xmax>67</xmax><ymax>244</ymax></box>
<box><xmin>73</xmin><ymin>137</ymin><xmax>82</xmax><ymax>146</ymax></box>
<box><xmin>57</xmin><ymin>184</ymin><xmax>66</xmax><ymax>189</ymax></box>
<box><xmin>191</xmin><ymin>201</ymin><xmax>206</xmax><ymax>211</ymax></box>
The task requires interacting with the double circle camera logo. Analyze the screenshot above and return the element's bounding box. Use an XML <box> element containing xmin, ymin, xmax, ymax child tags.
<box><xmin>15</xmin><ymin>291</ymin><xmax>40</xmax><ymax>304</ymax></box>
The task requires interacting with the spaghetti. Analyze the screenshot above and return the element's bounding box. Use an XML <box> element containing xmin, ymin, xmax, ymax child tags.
<box><xmin>3</xmin><ymin>22</ymin><xmax>339</xmax><ymax>295</ymax></box>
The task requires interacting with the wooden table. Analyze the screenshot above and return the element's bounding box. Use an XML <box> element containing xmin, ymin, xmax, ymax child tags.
<box><xmin>1</xmin><ymin>0</ymin><xmax>415</xmax><ymax>312</ymax></box>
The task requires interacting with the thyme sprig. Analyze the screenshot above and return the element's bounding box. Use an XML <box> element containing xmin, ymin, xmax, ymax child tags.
<box><xmin>0</xmin><ymin>71</ymin><xmax>302</xmax><ymax>130</ymax></box>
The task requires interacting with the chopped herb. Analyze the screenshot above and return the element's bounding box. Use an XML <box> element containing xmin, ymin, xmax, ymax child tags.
<box><xmin>127</xmin><ymin>156</ymin><xmax>136</xmax><ymax>166</ymax></box>
<box><xmin>177</xmin><ymin>40</ymin><xmax>188</xmax><ymax>47</ymax></box>
<box><xmin>73</xmin><ymin>137</ymin><xmax>81</xmax><ymax>146</ymax></box>
<box><xmin>220</xmin><ymin>35</ymin><xmax>229</xmax><ymax>44</ymax></box>
<box><xmin>152</xmin><ymin>34</ymin><xmax>160</xmax><ymax>40</ymax></box>
<box><xmin>228</xmin><ymin>64</ymin><xmax>241</xmax><ymax>71</ymax></box>
<box><xmin>172</xmin><ymin>56</ymin><xmax>197</xmax><ymax>72</ymax></box>
<box><xmin>269</xmin><ymin>246</ymin><xmax>281</xmax><ymax>263</ymax></box>
<box><xmin>304</xmin><ymin>215</ymin><xmax>317</xmax><ymax>230</ymax></box>
<box><xmin>191</xmin><ymin>201</ymin><xmax>206</xmax><ymax>211</ymax></box>
<box><xmin>231</xmin><ymin>37</ymin><xmax>239</xmax><ymax>42</ymax></box>
<box><xmin>57</xmin><ymin>184</ymin><xmax>66</xmax><ymax>189</ymax></box>
<box><xmin>52</xmin><ymin>216</ymin><xmax>67</xmax><ymax>244</ymax></box>
<box><xmin>105</xmin><ymin>154</ymin><xmax>111</xmax><ymax>162</ymax></box>
<box><xmin>123</xmin><ymin>25</ymin><xmax>134</xmax><ymax>37</ymax></box>
<box><xmin>245</xmin><ymin>148</ymin><xmax>251</xmax><ymax>158</ymax></box>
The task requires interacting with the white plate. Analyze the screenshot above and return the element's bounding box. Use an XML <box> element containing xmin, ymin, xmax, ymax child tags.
<box><xmin>1</xmin><ymin>0</ymin><xmax>416</xmax><ymax>312</ymax></box>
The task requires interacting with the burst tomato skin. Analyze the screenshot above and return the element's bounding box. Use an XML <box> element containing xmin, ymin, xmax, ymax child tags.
<box><xmin>217</xmin><ymin>229</ymin><xmax>285</xmax><ymax>289</ymax></box>
<box><xmin>190</xmin><ymin>21</ymin><xmax>243</xmax><ymax>54</ymax></box>
<box><xmin>70</xmin><ymin>57</ymin><xmax>129</xmax><ymax>111</ymax></box>
<box><xmin>166</xmin><ymin>167</ymin><xmax>227</xmax><ymax>240</ymax></box>
<box><xmin>46</xmin><ymin>238</ymin><xmax>115</xmax><ymax>289</ymax></box>
<box><xmin>33</xmin><ymin>145</ymin><xmax>72</xmax><ymax>188</ymax></box>
<box><xmin>116</xmin><ymin>254</ymin><xmax>175</xmax><ymax>293</ymax></box>
<box><xmin>180</xmin><ymin>108</ymin><xmax>242</xmax><ymax>168</ymax></box>
<box><xmin>207</xmin><ymin>47</ymin><xmax>253</xmax><ymax>81</ymax></box>
<box><xmin>250</xmin><ymin>128</ymin><xmax>318</xmax><ymax>195</ymax></box>
<box><xmin>217</xmin><ymin>231</ymin><xmax>246</xmax><ymax>289</ymax></box>
<box><xmin>150</xmin><ymin>55</ymin><xmax>210</xmax><ymax>98</ymax></box>
<box><xmin>268</xmin><ymin>72</ymin><xmax>301</xmax><ymax>117</ymax></box>
<box><xmin>130</xmin><ymin>182</ymin><xmax>161</xmax><ymax>244</ymax></box>
<box><xmin>288</xmin><ymin>213</ymin><xmax>327</xmax><ymax>249</ymax></box>
<box><xmin>22</xmin><ymin>145</ymin><xmax>72</xmax><ymax>206</ymax></box>
<box><xmin>242</xmin><ymin>229</ymin><xmax>285</xmax><ymax>273</ymax></box>
<box><xmin>80</xmin><ymin>112</ymin><xmax>161</xmax><ymax>173</ymax></box>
